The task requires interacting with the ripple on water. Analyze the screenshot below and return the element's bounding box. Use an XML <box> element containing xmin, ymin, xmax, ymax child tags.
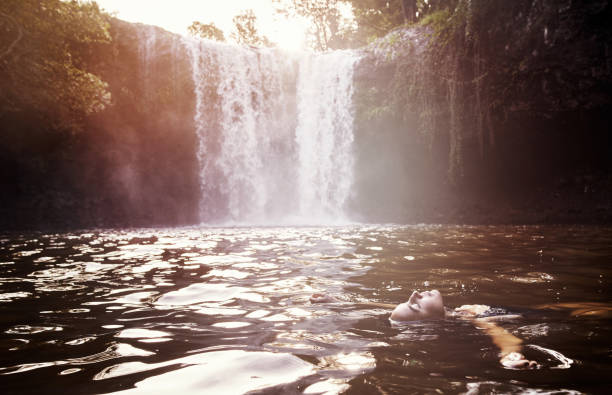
<box><xmin>96</xmin><ymin>350</ymin><xmax>314</xmax><ymax>394</ymax></box>
<box><xmin>0</xmin><ymin>292</ymin><xmax>32</xmax><ymax>302</ymax></box>
<box><xmin>116</xmin><ymin>328</ymin><xmax>171</xmax><ymax>339</ymax></box>
<box><xmin>515</xmin><ymin>323</ymin><xmax>550</xmax><ymax>338</ymax></box>
<box><xmin>236</xmin><ymin>291</ymin><xmax>270</xmax><ymax>303</ymax></box>
<box><xmin>5</xmin><ymin>325</ymin><xmax>63</xmax><ymax>335</ymax></box>
<box><xmin>245</xmin><ymin>309</ymin><xmax>270</xmax><ymax>318</ymax></box>
<box><xmin>188</xmin><ymin>255</ymin><xmax>256</xmax><ymax>266</ymax></box>
<box><xmin>65</xmin><ymin>337</ymin><xmax>96</xmax><ymax>346</ymax></box>
<box><xmin>304</xmin><ymin>378</ymin><xmax>350</xmax><ymax>394</ymax></box>
<box><xmin>113</xmin><ymin>291</ymin><xmax>159</xmax><ymax>305</ymax></box>
<box><xmin>156</xmin><ymin>283</ymin><xmax>246</xmax><ymax>306</ymax></box>
<box><xmin>203</xmin><ymin>269</ymin><xmax>250</xmax><ymax>279</ymax></box>
<box><xmin>59</xmin><ymin>368</ymin><xmax>82</xmax><ymax>375</ymax></box>
<box><xmin>195</xmin><ymin>306</ymin><xmax>246</xmax><ymax>316</ymax></box>
<box><xmin>319</xmin><ymin>351</ymin><xmax>376</xmax><ymax>374</ymax></box>
<box><xmin>499</xmin><ymin>271</ymin><xmax>554</xmax><ymax>284</ymax></box>
<box><xmin>0</xmin><ymin>343</ymin><xmax>153</xmax><ymax>375</ymax></box>
<box><xmin>211</xmin><ymin>322</ymin><xmax>251</xmax><ymax>328</ymax></box>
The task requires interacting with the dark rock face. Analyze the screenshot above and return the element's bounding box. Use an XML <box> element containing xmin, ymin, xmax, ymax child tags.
<box><xmin>350</xmin><ymin>0</ymin><xmax>612</xmax><ymax>224</ymax></box>
<box><xmin>0</xmin><ymin>20</ymin><xmax>200</xmax><ymax>230</ymax></box>
<box><xmin>81</xmin><ymin>20</ymin><xmax>200</xmax><ymax>228</ymax></box>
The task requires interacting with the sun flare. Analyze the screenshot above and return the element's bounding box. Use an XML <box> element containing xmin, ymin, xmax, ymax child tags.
<box><xmin>94</xmin><ymin>0</ymin><xmax>309</xmax><ymax>51</ymax></box>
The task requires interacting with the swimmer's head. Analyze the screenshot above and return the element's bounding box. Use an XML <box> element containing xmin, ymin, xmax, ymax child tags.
<box><xmin>390</xmin><ymin>290</ymin><xmax>445</xmax><ymax>321</ymax></box>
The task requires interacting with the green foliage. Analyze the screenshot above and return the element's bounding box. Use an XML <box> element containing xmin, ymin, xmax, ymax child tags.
<box><xmin>354</xmin><ymin>86</ymin><xmax>394</xmax><ymax>122</ymax></box>
<box><xmin>0</xmin><ymin>0</ymin><xmax>111</xmax><ymax>132</ymax></box>
<box><xmin>348</xmin><ymin>0</ymin><xmax>407</xmax><ymax>46</ymax></box>
<box><xmin>271</xmin><ymin>0</ymin><xmax>445</xmax><ymax>50</ymax></box>
<box><xmin>419</xmin><ymin>9</ymin><xmax>451</xmax><ymax>30</ymax></box>
<box><xmin>188</xmin><ymin>21</ymin><xmax>225</xmax><ymax>42</ymax></box>
<box><xmin>346</xmin><ymin>0</ymin><xmax>456</xmax><ymax>46</ymax></box>
<box><xmin>231</xmin><ymin>10</ymin><xmax>271</xmax><ymax>47</ymax></box>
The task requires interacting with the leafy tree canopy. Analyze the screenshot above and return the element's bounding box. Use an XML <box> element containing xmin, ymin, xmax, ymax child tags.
<box><xmin>348</xmin><ymin>0</ymin><xmax>407</xmax><ymax>45</ymax></box>
<box><xmin>346</xmin><ymin>0</ymin><xmax>458</xmax><ymax>45</ymax></box>
<box><xmin>275</xmin><ymin>0</ymin><xmax>356</xmax><ymax>51</ymax></box>
<box><xmin>0</xmin><ymin>0</ymin><xmax>111</xmax><ymax>132</ymax></box>
<box><xmin>231</xmin><ymin>10</ymin><xmax>272</xmax><ymax>47</ymax></box>
<box><xmin>272</xmin><ymin>0</ymin><xmax>457</xmax><ymax>50</ymax></box>
<box><xmin>188</xmin><ymin>21</ymin><xmax>225</xmax><ymax>42</ymax></box>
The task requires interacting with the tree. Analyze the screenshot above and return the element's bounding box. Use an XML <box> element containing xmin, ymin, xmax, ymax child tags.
<box><xmin>188</xmin><ymin>21</ymin><xmax>225</xmax><ymax>42</ymax></box>
<box><xmin>347</xmin><ymin>0</ymin><xmax>406</xmax><ymax>45</ymax></box>
<box><xmin>231</xmin><ymin>10</ymin><xmax>271</xmax><ymax>47</ymax></box>
<box><xmin>346</xmin><ymin>0</ymin><xmax>451</xmax><ymax>45</ymax></box>
<box><xmin>0</xmin><ymin>0</ymin><xmax>111</xmax><ymax>132</ymax></box>
<box><xmin>275</xmin><ymin>0</ymin><xmax>355</xmax><ymax>51</ymax></box>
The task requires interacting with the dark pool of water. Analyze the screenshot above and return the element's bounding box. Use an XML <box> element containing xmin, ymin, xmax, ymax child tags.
<box><xmin>0</xmin><ymin>225</ymin><xmax>610</xmax><ymax>394</ymax></box>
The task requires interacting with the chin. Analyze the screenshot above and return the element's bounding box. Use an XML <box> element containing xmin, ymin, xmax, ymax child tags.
<box><xmin>390</xmin><ymin>305</ymin><xmax>417</xmax><ymax>321</ymax></box>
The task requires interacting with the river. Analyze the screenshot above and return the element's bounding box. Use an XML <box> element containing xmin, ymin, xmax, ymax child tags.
<box><xmin>0</xmin><ymin>224</ymin><xmax>610</xmax><ymax>393</ymax></box>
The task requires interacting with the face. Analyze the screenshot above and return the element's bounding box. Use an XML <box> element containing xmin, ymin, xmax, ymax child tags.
<box><xmin>390</xmin><ymin>290</ymin><xmax>445</xmax><ymax>321</ymax></box>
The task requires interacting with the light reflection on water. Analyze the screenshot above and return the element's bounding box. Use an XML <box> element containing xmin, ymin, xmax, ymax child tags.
<box><xmin>0</xmin><ymin>225</ymin><xmax>610</xmax><ymax>394</ymax></box>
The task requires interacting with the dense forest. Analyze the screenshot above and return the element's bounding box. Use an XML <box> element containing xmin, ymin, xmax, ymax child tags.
<box><xmin>1</xmin><ymin>0</ymin><xmax>611</xmax><ymax>229</ymax></box>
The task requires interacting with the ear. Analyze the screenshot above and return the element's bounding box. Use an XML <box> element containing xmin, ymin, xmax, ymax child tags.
<box><xmin>409</xmin><ymin>303</ymin><xmax>420</xmax><ymax>312</ymax></box>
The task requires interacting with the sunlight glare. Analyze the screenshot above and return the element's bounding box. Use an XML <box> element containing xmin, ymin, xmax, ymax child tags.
<box><xmin>94</xmin><ymin>0</ymin><xmax>309</xmax><ymax>50</ymax></box>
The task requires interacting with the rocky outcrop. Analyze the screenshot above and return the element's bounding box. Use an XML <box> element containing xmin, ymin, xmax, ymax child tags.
<box><xmin>350</xmin><ymin>0</ymin><xmax>612</xmax><ymax>224</ymax></box>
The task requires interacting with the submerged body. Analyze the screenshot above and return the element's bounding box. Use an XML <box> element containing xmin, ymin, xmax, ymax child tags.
<box><xmin>314</xmin><ymin>289</ymin><xmax>539</xmax><ymax>369</ymax></box>
<box><xmin>390</xmin><ymin>290</ymin><xmax>538</xmax><ymax>369</ymax></box>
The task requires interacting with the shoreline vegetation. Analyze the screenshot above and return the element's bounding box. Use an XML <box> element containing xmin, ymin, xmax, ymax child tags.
<box><xmin>1</xmin><ymin>0</ymin><xmax>611</xmax><ymax>230</ymax></box>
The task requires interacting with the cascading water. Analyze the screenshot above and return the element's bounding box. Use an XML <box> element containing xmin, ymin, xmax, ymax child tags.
<box><xmin>295</xmin><ymin>51</ymin><xmax>358</xmax><ymax>221</ymax></box>
<box><xmin>184</xmin><ymin>38</ymin><xmax>359</xmax><ymax>225</ymax></box>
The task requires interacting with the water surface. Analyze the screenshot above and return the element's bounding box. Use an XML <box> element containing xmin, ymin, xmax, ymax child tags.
<box><xmin>0</xmin><ymin>225</ymin><xmax>610</xmax><ymax>393</ymax></box>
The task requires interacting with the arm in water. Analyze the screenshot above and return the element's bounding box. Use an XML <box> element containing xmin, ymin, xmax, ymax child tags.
<box><xmin>311</xmin><ymin>290</ymin><xmax>537</xmax><ymax>369</ymax></box>
<box><xmin>455</xmin><ymin>304</ymin><xmax>537</xmax><ymax>369</ymax></box>
<box><xmin>534</xmin><ymin>302</ymin><xmax>612</xmax><ymax>318</ymax></box>
<box><xmin>390</xmin><ymin>291</ymin><xmax>538</xmax><ymax>369</ymax></box>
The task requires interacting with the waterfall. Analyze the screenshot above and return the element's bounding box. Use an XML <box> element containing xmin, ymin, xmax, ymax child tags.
<box><xmin>295</xmin><ymin>51</ymin><xmax>358</xmax><ymax>221</ymax></box>
<box><xmin>138</xmin><ymin>25</ymin><xmax>158</xmax><ymax>104</ymax></box>
<box><xmin>184</xmin><ymin>39</ymin><xmax>359</xmax><ymax>225</ymax></box>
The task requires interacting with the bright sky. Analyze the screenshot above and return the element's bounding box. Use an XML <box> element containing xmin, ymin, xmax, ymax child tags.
<box><xmin>94</xmin><ymin>0</ymin><xmax>310</xmax><ymax>50</ymax></box>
